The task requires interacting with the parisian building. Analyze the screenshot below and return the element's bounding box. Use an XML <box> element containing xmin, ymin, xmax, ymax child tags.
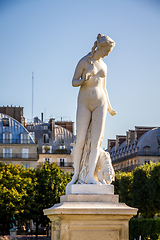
<box><xmin>0</xmin><ymin>113</ymin><xmax>37</xmax><ymax>168</ymax></box>
<box><xmin>108</xmin><ymin>126</ymin><xmax>160</xmax><ymax>172</ymax></box>
<box><xmin>25</xmin><ymin>115</ymin><xmax>75</xmax><ymax>172</ymax></box>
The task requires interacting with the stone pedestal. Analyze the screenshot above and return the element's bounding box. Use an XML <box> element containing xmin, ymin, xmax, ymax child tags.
<box><xmin>44</xmin><ymin>185</ymin><xmax>137</xmax><ymax>240</ymax></box>
<box><xmin>10</xmin><ymin>229</ymin><xmax>17</xmax><ymax>239</ymax></box>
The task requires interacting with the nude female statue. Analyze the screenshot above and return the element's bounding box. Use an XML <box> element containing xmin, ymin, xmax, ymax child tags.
<box><xmin>69</xmin><ymin>34</ymin><xmax>116</xmax><ymax>185</ymax></box>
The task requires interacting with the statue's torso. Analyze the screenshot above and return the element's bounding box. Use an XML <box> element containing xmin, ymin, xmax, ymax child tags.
<box><xmin>78</xmin><ymin>57</ymin><xmax>107</xmax><ymax>111</ymax></box>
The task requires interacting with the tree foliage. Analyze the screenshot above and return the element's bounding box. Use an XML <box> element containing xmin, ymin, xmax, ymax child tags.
<box><xmin>132</xmin><ymin>163</ymin><xmax>156</xmax><ymax>218</ymax></box>
<box><xmin>114</xmin><ymin>162</ymin><xmax>160</xmax><ymax>218</ymax></box>
<box><xmin>0</xmin><ymin>163</ymin><xmax>35</xmax><ymax>234</ymax></box>
<box><xmin>149</xmin><ymin>162</ymin><xmax>160</xmax><ymax>216</ymax></box>
<box><xmin>113</xmin><ymin>171</ymin><xmax>133</xmax><ymax>207</ymax></box>
<box><xmin>119</xmin><ymin>171</ymin><xmax>133</xmax><ymax>207</ymax></box>
<box><xmin>30</xmin><ymin>163</ymin><xmax>72</xmax><ymax>228</ymax></box>
<box><xmin>0</xmin><ymin>162</ymin><xmax>72</xmax><ymax>235</ymax></box>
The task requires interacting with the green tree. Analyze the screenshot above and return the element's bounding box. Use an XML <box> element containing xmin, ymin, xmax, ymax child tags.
<box><xmin>113</xmin><ymin>171</ymin><xmax>133</xmax><ymax>207</ymax></box>
<box><xmin>0</xmin><ymin>163</ymin><xmax>35</xmax><ymax>234</ymax></box>
<box><xmin>112</xmin><ymin>171</ymin><xmax>123</xmax><ymax>195</ymax></box>
<box><xmin>30</xmin><ymin>162</ymin><xmax>72</xmax><ymax>238</ymax></box>
<box><xmin>131</xmin><ymin>163</ymin><xmax>156</xmax><ymax>218</ymax></box>
<box><xmin>149</xmin><ymin>162</ymin><xmax>160</xmax><ymax>216</ymax></box>
<box><xmin>119</xmin><ymin>171</ymin><xmax>133</xmax><ymax>207</ymax></box>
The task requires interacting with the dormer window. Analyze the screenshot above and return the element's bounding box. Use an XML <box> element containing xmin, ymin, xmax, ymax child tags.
<box><xmin>3</xmin><ymin>132</ymin><xmax>12</xmax><ymax>143</ymax></box>
<box><xmin>3</xmin><ymin>118</ymin><xmax>9</xmax><ymax>127</ymax></box>
<box><xmin>27</xmin><ymin>125</ymin><xmax>34</xmax><ymax>130</ymax></box>
<box><xmin>157</xmin><ymin>137</ymin><xmax>160</xmax><ymax>146</ymax></box>
<box><xmin>144</xmin><ymin>146</ymin><xmax>150</xmax><ymax>155</ymax></box>
<box><xmin>42</xmin><ymin>125</ymin><xmax>48</xmax><ymax>130</ymax></box>
<box><xmin>43</xmin><ymin>134</ymin><xmax>49</xmax><ymax>143</ymax></box>
<box><xmin>20</xmin><ymin>133</ymin><xmax>30</xmax><ymax>144</ymax></box>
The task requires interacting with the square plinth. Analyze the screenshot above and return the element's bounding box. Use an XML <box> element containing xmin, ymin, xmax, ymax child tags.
<box><xmin>44</xmin><ymin>185</ymin><xmax>138</xmax><ymax>240</ymax></box>
<box><xmin>60</xmin><ymin>194</ymin><xmax>119</xmax><ymax>203</ymax></box>
<box><xmin>66</xmin><ymin>184</ymin><xmax>114</xmax><ymax>195</ymax></box>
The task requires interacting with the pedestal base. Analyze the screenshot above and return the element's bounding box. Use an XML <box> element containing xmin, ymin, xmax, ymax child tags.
<box><xmin>44</xmin><ymin>185</ymin><xmax>137</xmax><ymax>240</ymax></box>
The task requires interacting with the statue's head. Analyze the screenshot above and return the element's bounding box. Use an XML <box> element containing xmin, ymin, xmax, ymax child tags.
<box><xmin>88</xmin><ymin>33</ymin><xmax>116</xmax><ymax>59</ymax></box>
<box><xmin>97</xmin><ymin>34</ymin><xmax>116</xmax><ymax>51</ymax></box>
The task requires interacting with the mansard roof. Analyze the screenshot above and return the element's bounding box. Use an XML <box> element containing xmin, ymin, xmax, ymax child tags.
<box><xmin>0</xmin><ymin>113</ymin><xmax>34</xmax><ymax>144</ymax></box>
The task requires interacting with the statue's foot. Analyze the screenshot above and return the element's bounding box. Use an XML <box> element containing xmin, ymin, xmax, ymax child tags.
<box><xmin>87</xmin><ymin>176</ymin><xmax>101</xmax><ymax>185</ymax></box>
<box><xmin>67</xmin><ymin>173</ymin><xmax>78</xmax><ymax>186</ymax></box>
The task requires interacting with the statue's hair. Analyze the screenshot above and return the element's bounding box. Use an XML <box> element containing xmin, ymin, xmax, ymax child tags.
<box><xmin>88</xmin><ymin>33</ymin><xmax>116</xmax><ymax>62</ymax></box>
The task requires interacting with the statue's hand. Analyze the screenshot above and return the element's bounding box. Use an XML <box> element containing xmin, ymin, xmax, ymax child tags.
<box><xmin>85</xmin><ymin>73</ymin><xmax>92</xmax><ymax>81</ymax></box>
<box><xmin>108</xmin><ymin>108</ymin><xmax>117</xmax><ymax>116</ymax></box>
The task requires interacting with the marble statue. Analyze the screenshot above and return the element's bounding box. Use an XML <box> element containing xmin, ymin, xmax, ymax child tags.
<box><xmin>68</xmin><ymin>34</ymin><xmax>116</xmax><ymax>185</ymax></box>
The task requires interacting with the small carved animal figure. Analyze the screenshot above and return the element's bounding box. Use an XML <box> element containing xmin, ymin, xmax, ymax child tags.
<box><xmin>95</xmin><ymin>150</ymin><xmax>115</xmax><ymax>184</ymax></box>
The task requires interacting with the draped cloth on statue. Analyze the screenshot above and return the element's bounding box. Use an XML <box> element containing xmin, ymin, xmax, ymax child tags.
<box><xmin>74</xmin><ymin>119</ymin><xmax>115</xmax><ymax>184</ymax></box>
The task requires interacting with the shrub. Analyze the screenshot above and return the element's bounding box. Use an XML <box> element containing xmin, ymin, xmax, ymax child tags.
<box><xmin>129</xmin><ymin>218</ymin><xmax>160</xmax><ymax>240</ymax></box>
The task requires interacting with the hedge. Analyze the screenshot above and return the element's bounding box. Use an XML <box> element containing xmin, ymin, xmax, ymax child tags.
<box><xmin>129</xmin><ymin>218</ymin><xmax>160</xmax><ymax>240</ymax></box>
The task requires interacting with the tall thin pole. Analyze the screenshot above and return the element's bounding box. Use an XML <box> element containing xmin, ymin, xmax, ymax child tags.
<box><xmin>32</xmin><ymin>72</ymin><xmax>34</xmax><ymax>120</ymax></box>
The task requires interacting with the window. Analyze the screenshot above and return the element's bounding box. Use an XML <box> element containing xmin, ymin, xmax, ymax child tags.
<box><xmin>49</xmin><ymin>146</ymin><xmax>52</xmax><ymax>153</ymax></box>
<box><xmin>144</xmin><ymin>146</ymin><xmax>150</xmax><ymax>155</ymax></box>
<box><xmin>22</xmin><ymin>148</ymin><xmax>29</xmax><ymax>158</ymax></box>
<box><xmin>3</xmin><ymin>133</ymin><xmax>12</xmax><ymax>143</ymax></box>
<box><xmin>157</xmin><ymin>137</ymin><xmax>160</xmax><ymax>146</ymax></box>
<box><xmin>3</xmin><ymin>118</ymin><xmax>9</xmax><ymax>127</ymax></box>
<box><xmin>58</xmin><ymin>135</ymin><xmax>64</xmax><ymax>144</ymax></box>
<box><xmin>23</xmin><ymin>164</ymin><xmax>29</xmax><ymax>170</ymax></box>
<box><xmin>145</xmin><ymin>160</ymin><xmax>150</xmax><ymax>164</ymax></box>
<box><xmin>3</xmin><ymin>148</ymin><xmax>12</xmax><ymax>158</ymax></box>
<box><xmin>44</xmin><ymin>134</ymin><xmax>49</xmax><ymax>143</ymax></box>
<box><xmin>42</xmin><ymin>125</ymin><xmax>48</xmax><ymax>130</ymax></box>
<box><xmin>58</xmin><ymin>158</ymin><xmax>67</xmax><ymax>167</ymax></box>
<box><xmin>21</xmin><ymin>133</ymin><xmax>30</xmax><ymax>144</ymax></box>
<box><xmin>45</xmin><ymin>158</ymin><xmax>50</xmax><ymax>163</ymax></box>
<box><xmin>60</xmin><ymin>158</ymin><xmax>65</xmax><ymax>167</ymax></box>
<box><xmin>27</xmin><ymin>125</ymin><xmax>34</xmax><ymax>130</ymax></box>
<box><xmin>42</xmin><ymin>145</ymin><xmax>52</xmax><ymax>153</ymax></box>
<box><xmin>59</xmin><ymin>145</ymin><xmax>66</xmax><ymax>149</ymax></box>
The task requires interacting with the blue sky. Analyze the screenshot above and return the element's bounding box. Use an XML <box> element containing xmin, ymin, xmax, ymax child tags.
<box><xmin>0</xmin><ymin>0</ymin><xmax>160</xmax><ymax>149</ymax></box>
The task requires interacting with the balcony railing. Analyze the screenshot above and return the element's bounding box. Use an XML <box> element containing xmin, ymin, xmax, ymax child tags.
<box><xmin>115</xmin><ymin>164</ymin><xmax>139</xmax><ymax>172</ymax></box>
<box><xmin>0</xmin><ymin>138</ymin><xmax>34</xmax><ymax>144</ymax></box>
<box><xmin>38</xmin><ymin>149</ymin><xmax>71</xmax><ymax>154</ymax></box>
<box><xmin>0</xmin><ymin>153</ymin><xmax>37</xmax><ymax>159</ymax></box>
<box><xmin>57</xmin><ymin>162</ymin><xmax>73</xmax><ymax>167</ymax></box>
<box><xmin>112</xmin><ymin>151</ymin><xmax>160</xmax><ymax>164</ymax></box>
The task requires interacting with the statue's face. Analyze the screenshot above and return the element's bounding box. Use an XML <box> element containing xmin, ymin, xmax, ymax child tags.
<box><xmin>96</xmin><ymin>43</ymin><xmax>113</xmax><ymax>59</ymax></box>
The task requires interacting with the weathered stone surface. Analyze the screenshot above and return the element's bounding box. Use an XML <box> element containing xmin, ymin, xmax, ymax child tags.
<box><xmin>44</xmin><ymin>189</ymin><xmax>137</xmax><ymax>240</ymax></box>
<box><xmin>66</xmin><ymin>183</ymin><xmax>114</xmax><ymax>195</ymax></box>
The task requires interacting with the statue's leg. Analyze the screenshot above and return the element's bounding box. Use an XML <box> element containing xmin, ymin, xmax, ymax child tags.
<box><xmin>68</xmin><ymin>105</ymin><xmax>91</xmax><ymax>185</ymax></box>
<box><xmin>87</xmin><ymin>104</ymin><xmax>107</xmax><ymax>184</ymax></box>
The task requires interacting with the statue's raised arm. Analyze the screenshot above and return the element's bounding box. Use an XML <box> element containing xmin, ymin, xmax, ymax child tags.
<box><xmin>68</xmin><ymin>34</ymin><xmax>116</xmax><ymax>185</ymax></box>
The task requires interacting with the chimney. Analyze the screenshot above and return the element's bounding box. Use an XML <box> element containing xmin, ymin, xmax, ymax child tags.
<box><xmin>116</xmin><ymin>135</ymin><xmax>126</xmax><ymax>150</ymax></box>
<box><xmin>34</xmin><ymin>117</ymin><xmax>38</xmax><ymax>123</ymax></box>
<box><xmin>126</xmin><ymin>130</ymin><xmax>135</xmax><ymax>146</ymax></box>
<box><xmin>107</xmin><ymin>139</ymin><xmax>116</xmax><ymax>152</ymax></box>
<box><xmin>41</xmin><ymin>113</ymin><xmax>44</xmax><ymax>123</ymax></box>
<box><xmin>49</xmin><ymin>118</ymin><xmax>55</xmax><ymax>141</ymax></box>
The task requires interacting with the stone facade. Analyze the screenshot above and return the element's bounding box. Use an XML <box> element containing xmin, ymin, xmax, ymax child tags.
<box><xmin>37</xmin><ymin>153</ymin><xmax>73</xmax><ymax>172</ymax></box>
